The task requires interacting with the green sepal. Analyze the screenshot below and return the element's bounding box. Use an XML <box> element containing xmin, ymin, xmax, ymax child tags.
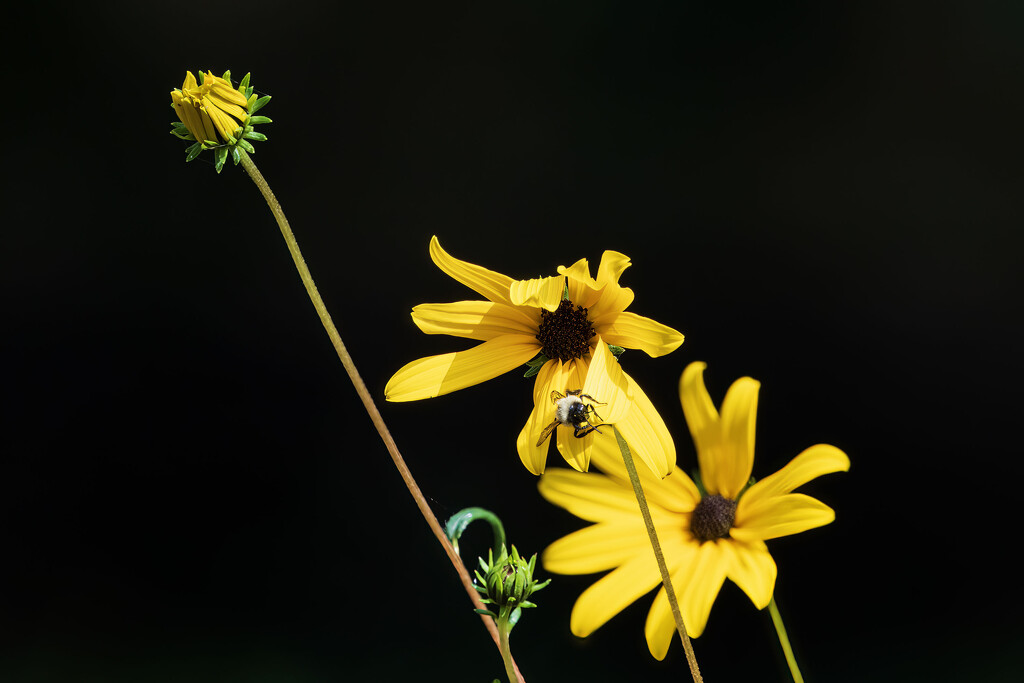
<box><xmin>197</xmin><ymin>70</ymin><xmax>205</xmax><ymax>85</ymax></box>
<box><xmin>243</xmin><ymin>131</ymin><xmax>268</xmax><ymax>142</ymax></box>
<box><xmin>213</xmin><ymin>146</ymin><xmax>229</xmax><ymax>173</ymax></box>
<box><xmin>474</xmin><ymin>608</ymin><xmax>497</xmax><ymax>618</ymax></box>
<box><xmin>238</xmin><ymin>72</ymin><xmax>251</xmax><ymax>91</ymax></box>
<box><xmin>608</xmin><ymin>344</ymin><xmax>625</xmax><ymax>358</ymax></box>
<box><xmin>523</xmin><ymin>354</ymin><xmax>549</xmax><ymax>378</ymax></box>
<box><xmin>221</xmin><ymin>69</ymin><xmax>231</xmax><ymax>83</ymax></box>
<box><xmin>692</xmin><ymin>469</ymin><xmax>707</xmax><ymax>498</ymax></box>
<box><xmin>562</xmin><ymin>280</ymin><xmax>570</xmax><ymax>300</ymax></box>
<box><xmin>736</xmin><ymin>475</ymin><xmax>757</xmax><ymax>502</ymax></box>
<box><xmin>247</xmin><ymin>116</ymin><xmax>272</xmax><ymax>125</ymax></box>
<box><xmin>251</xmin><ymin>95</ymin><xmax>272</xmax><ymax>114</ymax></box>
<box><xmin>184</xmin><ymin>142</ymin><xmax>203</xmax><ymax>162</ymax></box>
<box><xmin>230</xmin><ymin>146</ymin><xmax>242</xmax><ymax>166</ymax></box>
<box><xmin>170</xmin><ymin>127</ymin><xmax>195</xmax><ymax>141</ymax></box>
<box><xmin>238</xmin><ymin>138</ymin><xmax>256</xmax><ymax>154</ymax></box>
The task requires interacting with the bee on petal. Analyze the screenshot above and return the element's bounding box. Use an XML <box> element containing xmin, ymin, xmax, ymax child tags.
<box><xmin>536</xmin><ymin>390</ymin><xmax>606</xmax><ymax>446</ymax></box>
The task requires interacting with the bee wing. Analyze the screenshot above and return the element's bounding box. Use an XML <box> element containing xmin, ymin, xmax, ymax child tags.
<box><xmin>535</xmin><ymin>419</ymin><xmax>560</xmax><ymax>447</ymax></box>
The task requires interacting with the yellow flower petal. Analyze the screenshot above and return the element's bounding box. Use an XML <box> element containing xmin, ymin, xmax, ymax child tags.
<box><xmin>517</xmin><ymin>360</ymin><xmax>565</xmax><ymax>475</ymax></box>
<box><xmin>678</xmin><ymin>540</ymin><xmax>730</xmax><ymax>639</ymax></box>
<box><xmin>554</xmin><ymin>359</ymin><xmax>591</xmax><ymax>471</ymax></box>
<box><xmin>541</xmin><ymin>521</ymin><xmax>650</xmax><ymax>574</ymax></box>
<box><xmin>411</xmin><ymin>301</ymin><xmax>539</xmax><ymax>341</ymax></box>
<box><xmin>732</xmin><ymin>493</ymin><xmax>836</xmax><ymax>542</ymax></box>
<box><xmin>679</xmin><ymin>362</ymin><xmax>722</xmax><ymax>485</ymax></box>
<box><xmin>741</xmin><ymin>444</ymin><xmax>851</xmax><ymax>503</ymax></box>
<box><xmin>509</xmin><ymin>276</ymin><xmax>564</xmax><ymax>311</ymax></box>
<box><xmin>171</xmin><ymin>95</ymin><xmax>206</xmax><ymax>141</ymax></box>
<box><xmin>429</xmin><ymin>236</ymin><xmax>514</xmax><ymax>305</ymax></box>
<box><xmin>558</xmin><ymin>258</ymin><xmax>603</xmax><ymax>309</ymax></box>
<box><xmin>384</xmin><ymin>334</ymin><xmax>538</xmax><ymax>401</ymax></box>
<box><xmin>207</xmin><ymin>73</ymin><xmax>249</xmax><ymax>107</ymax></box>
<box><xmin>595</xmin><ymin>250</ymin><xmax>632</xmax><ymax>287</ymax></box>
<box><xmin>587</xmin><ymin>427</ymin><xmax>700</xmax><ymax>514</ymax></box>
<box><xmin>643</xmin><ymin>538</ymin><xmax>702</xmax><ymax>659</ymax></box>
<box><xmin>537</xmin><ymin>469</ymin><xmax>644</xmax><ymax>523</ymax></box>
<box><xmin>613</xmin><ymin>371</ymin><xmax>676</xmax><ymax>478</ymax></box>
<box><xmin>715</xmin><ymin>376</ymin><xmax>759</xmax><ymax>499</ymax></box>
<box><xmin>203</xmin><ymin>102</ymin><xmax>241</xmax><ymax>142</ymax></box>
<box><xmin>581</xmin><ymin>337</ymin><xmax>631</xmax><ymax>425</ymax></box>
<box><xmin>597</xmin><ymin>311</ymin><xmax>684</xmax><ymax>358</ymax></box>
<box><xmin>569</xmin><ymin>555</ymin><xmax>663</xmax><ymax>638</ymax></box>
<box><xmin>722</xmin><ymin>539</ymin><xmax>776</xmax><ymax>609</ymax></box>
<box><xmin>204</xmin><ymin>95</ymin><xmax>248</xmax><ymax>127</ymax></box>
<box><xmin>182</xmin><ymin>71</ymin><xmax>199</xmax><ymax>91</ymax></box>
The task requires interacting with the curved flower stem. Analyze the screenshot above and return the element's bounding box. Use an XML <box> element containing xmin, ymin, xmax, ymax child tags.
<box><xmin>768</xmin><ymin>596</ymin><xmax>804</xmax><ymax>683</ymax></box>
<box><xmin>238</xmin><ymin>151</ymin><xmax>524</xmax><ymax>683</ymax></box>
<box><xmin>496</xmin><ymin>611</ymin><xmax>518</xmax><ymax>683</ymax></box>
<box><xmin>613</xmin><ymin>426</ymin><xmax>702</xmax><ymax>683</ymax></box>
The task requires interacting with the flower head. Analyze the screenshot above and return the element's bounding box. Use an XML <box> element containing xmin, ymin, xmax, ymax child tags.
<box><xmin>385</xmin><ymin>237</ymin><xmax>684</xmax><ymax>476</ymax></box>
<box><xmin>538</xmin><ymin>361</ymin><xmax>849</xmax><ymax>659</ymax></box>
<box><xmin>169</xmin><ymin>70</ymin><xmax>272</xmax><ymax>173</ymax></box>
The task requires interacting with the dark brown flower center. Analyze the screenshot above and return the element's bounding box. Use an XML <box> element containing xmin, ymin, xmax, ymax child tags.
<box><xmin>690</xmin><ymin>494</ymin><xmax>737</xmax><ymax>542</ymax></box>
<box><xmin>536</xmin><ymin>298</ymin><xmax>595</xmax><ymax>362</ymax></box>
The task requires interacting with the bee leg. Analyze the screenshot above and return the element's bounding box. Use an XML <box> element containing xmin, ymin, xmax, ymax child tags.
<box><xmin>573</xmin><ymin>424</ymin><xmax>602</xmax><ymax>438</ymax></box>
<box><xmin>578</xmin><ymin>393</ymin><xmax>606</xmax><ymax>405</ymax></box>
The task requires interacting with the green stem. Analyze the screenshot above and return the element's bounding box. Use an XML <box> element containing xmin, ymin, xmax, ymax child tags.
<box><xmin>768</xmin><ymin>596</ymin><xmax>804</xmax><ymax>683</ymax></box>
<box><xmin>613</xmin><ymin>427</ymin><xmax>703</xmax><ymax>683</ymax></box>
<box><xmin>497</xmin><ymin>611</ymin><xmax>518</xmax><ymax>683</ymax></box>
<box><xmin>237</xmin><ymin>151</ymin><xmax>524</xmax><ymax>683</ymax></box>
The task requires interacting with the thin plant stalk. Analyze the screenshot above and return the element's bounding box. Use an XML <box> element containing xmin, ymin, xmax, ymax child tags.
<box><xmin>497</xmin><ymin>613</ymin><xmax>518</xmax><ymax>683</ymax></box>
<box><xmin>613</xmin><ymin>426</ymin><xmax>703</xmax><ymax>683</ymax></box>
<box><xmin>768</xmin><ymin>596</ymin><xmax>804</xmax><ymax>683</ymax></box>
<box><xmin>238</xmin><ymin>150</ymin><xmax>524</xmax><ymax>683</ymax></box>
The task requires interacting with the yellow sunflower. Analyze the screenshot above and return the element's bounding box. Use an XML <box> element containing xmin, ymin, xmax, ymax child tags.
<box><xmin>538</xmin><ymin>361</ymin><xmax>849</xmax><ymax>659</ymax></box>
<box><xmin>385</xmin><ymin>236</ymin><xmax>684</xmax><ymax>476</ymax></box>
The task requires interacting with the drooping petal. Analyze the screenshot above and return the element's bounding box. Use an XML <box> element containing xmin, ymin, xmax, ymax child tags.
<box><xmin>516</xmin><ymin>360</ymin><xmax>563</xmax><ymax>475</ymax></box>
<box><xmin>679</xmin><ymin>362</ymin><xmax>721</xmax><ymax>486</ymax></box>
<box><xmin>741</xmin><ymin>444</ymin><xmax>851</xmax><ymax>503</ymax></box>
<box><xmin>384</xmin><ymin>334</ymin><xmax>538</xmax><ymax>401</ymax></box>
<box><xmin>554</xmin><ymin>359</ymin><xmax>592</xmax><ymax>471</ymax></box>
<box><xmin>721</xmin><ymin>539</ymin><xmax>777</xmax><ymax>609</ymax></box>
<box><xmin>614</xmin><ymin>372</ymin><xmax>676</xmax><ymax>478</ymax></box>
<box><xmin>541</xmin><ymin>520</ymin><xmax>650</xmax><ymax>574</ymax></box>
<box><xmin>569</xmin><ymin>555</ymin><xmax>663</xmax><ymax>638</ymax></box>
<box><xmin>428</xmin><ymin>236</ymin><xmax>515</xmax><ymax>305</ymax></box>
<box><xmin>509</xmin><ymin>276</ymin><xmax>564</xmax><ymax>311</ymax></box>
<box><xmin>597</xmin><ymin>311</ymin><xmax>684</xmax><ymax>358</ymax></box>
<box><xmin>581</xmin><ymin>337</ymin><xmax>631</xmax><ymax>425</ymax></box>
<box><xmin>715</xmin><ymin>376</ymin><xmax>760</xmax><ymax>499</ymax></box>
<box><xmin>411</xmin><ymin>301</ymin><xmax>539</xmax><ymax>341</ymax></box>
<box><xmin>588</xmin><ymin>424</ymin><xmax>700</xmax><ymax>514</ymax></box>
<box><xmin>643</xmin><ymin>538</ymin><xmax>703</xmax><ymax>659</ymax></box>
<box><xmin>732</xmin><ymin>493</ymin><xmax>836</xmax><ymax>542</ymax></box>
<box><xmin>678</xmin><ymin>540</ymin><xmax>730</xmax><ymax>639</ymax></box>
<box><xmin>537</xmin><ymin>469</ymin><xmax>646</xmax><ymax>523</ymax></box>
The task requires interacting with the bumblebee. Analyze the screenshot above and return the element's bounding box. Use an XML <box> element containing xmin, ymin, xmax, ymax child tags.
<box><xmin>536</xmin><ymin>389</ymin><xmax>606</xmax><ymax>446</ymax></box>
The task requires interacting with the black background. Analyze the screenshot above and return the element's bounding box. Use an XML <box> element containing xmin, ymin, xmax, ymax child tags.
<box><xmin>3</xmin><ymin>1</ymin><xmax>1022</xmax><ymax>681</ymax></box>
